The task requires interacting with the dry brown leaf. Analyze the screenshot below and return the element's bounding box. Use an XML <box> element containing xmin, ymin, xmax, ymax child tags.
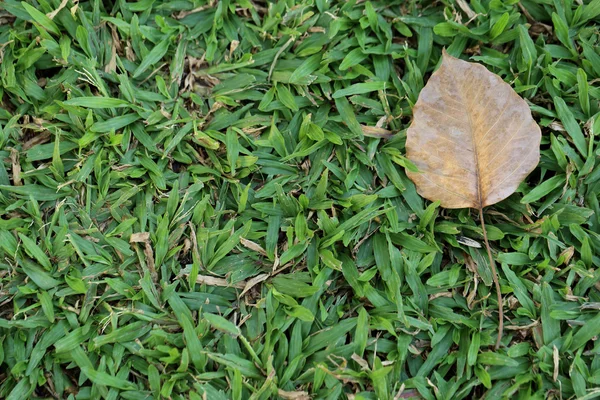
<box><xmin>405</xmin><ymin>50</ymin><xmax>541</xmax><ymax>348</ymax></box>
<box><xmin>406</xmin><ymin>50</ymin><xmax>541</xmax><ymax>209</ymax></box>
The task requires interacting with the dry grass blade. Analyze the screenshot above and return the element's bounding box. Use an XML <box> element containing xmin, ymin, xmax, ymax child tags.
<box><xmin>192</xmin><ymin>274</ymin><xmax>246</xmax><ymax>289</ymax></box>
<box><xmin>277</xmin><ymin>389</ymin><xmax>311</xmax><ymax>400</ymax></box>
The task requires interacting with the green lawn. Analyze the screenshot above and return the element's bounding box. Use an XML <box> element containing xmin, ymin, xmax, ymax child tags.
<box><xmin>1</xmin><ymin>0</ymin><xmax>599</xmax><ymax>399</ymax></box>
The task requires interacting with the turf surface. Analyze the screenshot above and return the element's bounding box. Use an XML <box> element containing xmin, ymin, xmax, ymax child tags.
<box><xmin>1</xmin><ymin>0</ymin><xmax>600</xmax><ymax>399</ymax></box>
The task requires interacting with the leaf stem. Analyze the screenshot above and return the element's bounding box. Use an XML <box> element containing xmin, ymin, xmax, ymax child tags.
<box><xmin>479</xmin><ymin>207</ymin><xmax>503</xmax><ymax>349</ymax></box>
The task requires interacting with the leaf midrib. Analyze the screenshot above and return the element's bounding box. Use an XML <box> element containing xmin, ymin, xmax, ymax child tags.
<box><xmin>459</xmin><ymin>75</ymin><xmax>483</xmax><ymax>209</ymax></box>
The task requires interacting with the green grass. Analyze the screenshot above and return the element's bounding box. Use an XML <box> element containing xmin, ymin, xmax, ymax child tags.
<box><xmin>0</xmin><ymin>0</ymin><xmax>599</xmax><ymax>399</ymax></box>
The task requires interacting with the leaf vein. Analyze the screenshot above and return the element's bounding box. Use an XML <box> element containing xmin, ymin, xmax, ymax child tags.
<box><xmin>426</xmin><ymin>153</ymin><xmax>473</xmax><ymax>174</ymax></box>
<box><xmin>422</xmin><ymin>169</ymin><xmax>475</xmax><ymax>182</ymax></box>
<box><xmin>419</xmin><ymin>174</ymin><xmax>472</xmax><ymax>202</ymax></box>
<box><xmin>484</xmin><ymin>146</ymin><xmax>538</xmax><ymax>197</ymax></box>
<box><xmin>439</xmin><ymin>88</ymin><xmax>467</xmax><ymax>106</ymax></box>
<box><xmin>479</xmin><ymin>100</ymin><xmax>512</xmax><ymax>142</ymax></box>
<box><xmin>421</xmin><ymin>103</ymin><xmax>464</xmax><ymax>123</ymax></box>
<box><xmin>481</xmin><ymin>119</ymin><xmax>527</xmax><ymax>166</ymax></box>
<box><xmin>438</xmin><ymin>134</ymin><xmax>468</xmax><ymax>149</ymax></box>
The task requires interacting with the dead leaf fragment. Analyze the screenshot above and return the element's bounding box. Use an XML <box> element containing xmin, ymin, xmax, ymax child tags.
<box><xmin>240</xmin><ymin>237</ymin><xmax>267</xmax><ymax>256</ymax></box>
<box><xmin>46</xmin><ymin>0</ymin><xmax>69</xmax><ymax>20</ymax></box>
<box><xmin>9</xmin><ymin>148</ymin><xmax>21</xmax><ymax>186</ymax></box>
<box><xmin>361</xmin><ymin>125</ymin><xmax>393</xmax><ymax>139</ymax></box>
<box><xmin>130</xmin><ymin>232</ymin><xmax>157</xmax><ymax>282</ymax></box>
<box><xmin>22</xmin><ymin>130</ymin><xmax>52</xmax><ymax>151</ymax></box>
<box><xmin>130</xmin><ymin>232</ymin><xmax>150</xmax><ymax>243</ymax></box>
<box><xmin>553</xmin><ymin>345</ymin><xmax>559</xmax><ymax>382</ymax></box>
<box><xmin>277</xmin><ymin>389</ymin><xmax>310</xmax><ymax>400</ymax></box>
<box><xmin>456</xmin><ymin>236</ymin><xmax>481</xmax><ymax>248</ymax></box>
<box><xmin>456</xmin><ymin>0</ymin><xmax>476</xmax><ymax>20</ymax></box>
<box><xmin>193</xmin><ymin>275</ymin><xmax>245</xmax><ymax>289</ymax></box>
<box><xmin>239</xmin><ymin>273</ymin><xmax>270</xmax><ymax>297</ymax></box>
<box><xmin>405</xmin><ymin>50</ymin><xmax>541</xmax><ymax>209</ymax></box>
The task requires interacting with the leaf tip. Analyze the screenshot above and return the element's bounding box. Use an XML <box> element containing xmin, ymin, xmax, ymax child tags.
<box><xmin>441</xmin><ymin>48</ymin><xmax>457</xmax><ymax>63</ymax></box>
